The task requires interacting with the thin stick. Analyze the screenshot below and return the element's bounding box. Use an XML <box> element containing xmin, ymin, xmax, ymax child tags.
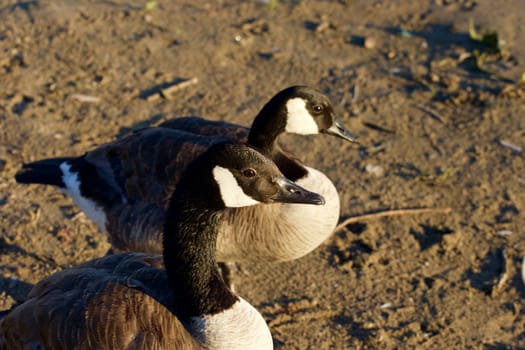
<box><xmin>415</xmin><ymin>104</ymin><xmax>445</xmax><ymax>123</ymax></box>
<box><xmin>70</xmin><ymin>94</ymin><xmax>100</xmax><ymax>103</ymax></box>
<box><xmin>161</xmin><ymin>77</ymin><xmax>198</xmax><ymax>98</ymax></box>
<box><xmin>334</xmin><ymin>207</ymin><xmax>452</xmax><ymax>233</ymax></box>
<box><xmin>498</xmin><ymin>139</ymin><xmax>522</xmax><ymax>153</ymax></box>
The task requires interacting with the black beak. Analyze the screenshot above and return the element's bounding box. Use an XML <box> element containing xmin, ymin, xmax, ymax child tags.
<box><xmin>326</xmin><ymin>116</ymin><xmax>358</xmax><ymax>143</ymax></box>
<box><xmin>271</xmin><ymin>177</ymin><xmax>325</xmax><ymax>205</ymax></box>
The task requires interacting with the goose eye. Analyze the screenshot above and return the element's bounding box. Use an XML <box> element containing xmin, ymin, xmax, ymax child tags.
<box><xmin>313</xmin><ymin>105</ymin><xmax>323</xmax><ymax>113</ymax></box>
<box><xmin>242</xmin><ymin>168</ymin><xmax>257</xmax><ymax>177</ymax></box>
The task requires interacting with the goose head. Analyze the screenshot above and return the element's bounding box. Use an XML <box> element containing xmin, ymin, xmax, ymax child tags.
<box><xmin>193</xmin><ymin>142</ymin><xmax>326</xmax><ymax>208</ymax></box>
<box><xmin>248</xmin><ymin>86</ymin><xmax>357</xmax><ymax>150</ymax></box>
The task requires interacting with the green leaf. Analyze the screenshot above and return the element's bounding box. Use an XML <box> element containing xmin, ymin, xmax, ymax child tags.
<box><xmin>145</xmin><ymin>1</ymin><xmax>158</xmax><ymax>11</ymax></box>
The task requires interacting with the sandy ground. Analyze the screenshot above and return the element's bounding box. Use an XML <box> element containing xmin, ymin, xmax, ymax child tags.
<box><xmin>0</xmin><ymin>0</ymin><xmax>524</xmax><ymax>348</ymax></box>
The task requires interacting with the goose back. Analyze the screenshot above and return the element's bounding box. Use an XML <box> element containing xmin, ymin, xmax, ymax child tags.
<box><xmin>159</xmin><ymin>117</ymin><xmax>250</xmax><ymax>141</ymax></box>
<box><xmin>0</xmin><ymin>253</ymin><xmax>200</xmax><ymax>350</ymax></box>
<box><xmin>85</xmin><ymin>128</ymin><xmax>228</xmax><ymax>209</ymax></box>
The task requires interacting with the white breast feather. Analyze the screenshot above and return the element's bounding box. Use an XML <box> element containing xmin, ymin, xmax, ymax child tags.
<box><xmin>279</xmin><ymin>166</ymin><xmax>340</xmax><ymax>256</ymax></box>
<box><xmin>187</xmin><ymin>297</ymin><xmax>273</xmax><ymax>350</ymax></box>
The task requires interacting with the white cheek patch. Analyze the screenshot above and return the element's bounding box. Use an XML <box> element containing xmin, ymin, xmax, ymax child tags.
<box><xmin>285</xmin><ymin>97</ymin><xmax>319</xmax><ymax>135</ymax></box>
<box><xmin>59</xmin><ymin>162</ymin><xmax>108</xmax><ymax>232</ymax></box>
<box><xmin>212</xmin><ymin>166</ymin><xmax>260</xmax><ymax>208</ymax></box>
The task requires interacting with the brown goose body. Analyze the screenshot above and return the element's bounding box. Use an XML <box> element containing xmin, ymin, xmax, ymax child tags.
<box><xmin>3</xmin><ymin>142</ymin><xmax>325</xmax><ymax>349</ymax></box>
<box><xmin>0</xmin><ymin>254</ymin><xmax>200</xmax><ymax>349</ymax></box>
<box><xmin>99</xmin><ymin>127</ymin><xmax>340</xmax><ymax>261</ymax></box>
<box><xmin>15</xmin><ymin>86</ymin><xmax>356</xmax><ymax>262</ymax></box>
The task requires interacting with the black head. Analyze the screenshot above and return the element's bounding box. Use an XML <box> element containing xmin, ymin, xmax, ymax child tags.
<box><xmin>249</xmin><ymin>86</ymin><xmax>358</xmax><ymax>147</ymax></box>
<box><xmin>182</xmin><ymin>142</ymin><xmax>325</xmax><ymax>208</ymax></box>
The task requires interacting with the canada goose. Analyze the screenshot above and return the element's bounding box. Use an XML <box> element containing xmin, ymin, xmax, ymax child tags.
<box><xmin>0</xmin><ymin>142</ymin><xmax>325</xmax><ymax>349</ymax></box>
<box><xmin>15</xmin><ymin>86</ymin><xmax>356</xmax><ymax>262</ymax></box>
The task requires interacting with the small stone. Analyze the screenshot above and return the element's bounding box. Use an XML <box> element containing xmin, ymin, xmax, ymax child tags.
<box><xmin>362</xmin><ymin>322</ymin><xmax>376</xmax><ymax>329</ymax></box>
<box><xmin>387</xmin><ymin>50</ymin><xmax>396</xmax><ymax>59</ymax></box>
<box><xmin>496</xmin><ymin>230</ymin><xmax>513</xmax><ymax>236</ymax></box>
<box><xmin>380</xmin><ymin>302</ymin><xmax>393</xmax><ymax>309</ymax></box>
<box><xmin>365</xmin><ymin>164</ymin><xmax>384</xmax><ymax>177</ymax></box>
<box><xmin>430</xmin><ymin>72</ymin><xmax>440</xmax><ymax>83</ymax></box>
<box><xmin>364</xmin><ymin>37</ymin><xmax>376</xmax><ymax>49</ymax></box>
<box><xmin>442</xmin><ymin>231</ymin><xmax>461</xmax><ymax>250</ymax></box>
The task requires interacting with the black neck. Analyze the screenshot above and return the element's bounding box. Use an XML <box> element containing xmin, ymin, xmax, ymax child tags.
<box><xmin>163</xmin><ymin>178</ymin><xmax>237</xmax><ymax>320</ymax></box>
<box><xmin>272</xmin><ymin>148</ymin><xmax>308</xmax><ymax>182</ymax></box>
<box><xmin>247</xmin><ymin>86</ymin><xmax>310</xmax><ymax>151</ymax></box>
<box><xmin>247</xmin><ymin>98</ymin><xmax>287</xmax><ymax>153</ymax></box>
<box><xmin>247</xmin><ymin>100</ymin><xmax>308</xmax><ymax>182</ymax></box>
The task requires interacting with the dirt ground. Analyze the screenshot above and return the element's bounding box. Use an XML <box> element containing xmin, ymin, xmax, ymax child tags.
<box><xmin>0</xmin><ymin>0</ymin><xmax>524</xmax><ymax>348</ymax></box>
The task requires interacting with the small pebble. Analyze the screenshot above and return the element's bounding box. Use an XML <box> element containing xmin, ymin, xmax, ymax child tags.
<box><xmin>496</xmin><ymin>230</ymin><xmax>513</xmax><ymax>236</ymax></box>
<box><xmin>365</xmin><ymin>164</ymin><xmax>384</xmax><ymax>177</ymax></box>
<box><xmin>380</xmin><ymin>302</ymin><xmax>392</xmax><ymax>309</ymax></box>
<box><xmin>399</xmin><ymin>29</ymin><xmax>413</xmax><ymax>38</ymax></box>
<box><xmin>364</xmin><ymin>37</ymin><xmax>376</xmax><ymax>49</ymax></box>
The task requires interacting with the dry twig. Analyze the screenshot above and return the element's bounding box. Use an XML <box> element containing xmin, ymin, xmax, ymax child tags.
<box><xmin>498</xmin><ymin>139</ymin><xmax>522</xmax><ymax>153</ymax></box>
<box><xmin>415</xmin><ymin>104</ymin><xmax>445</xmax><ymax>123</ymax></box>
<box><xmin>70</xmin><ymin>94</ymin><xmax>100</xmax><ymax>103</ymax></box>
<box><xmin>161</xmin><ymin>77</ymin><xmax>198</xmax><ymax>99</ymax></box>
<box><xmin>334</xmin><ymin>207</ymin><xmax>452</xmax><ymax>233</ymax></box>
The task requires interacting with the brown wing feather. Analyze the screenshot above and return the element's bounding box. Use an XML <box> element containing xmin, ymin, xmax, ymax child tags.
<box><xmin>107</xmin><ymin>202</ymin><xmax>165</xmax><ymax>253</ymax></box>
<box><xmin>158</xmin><ymin>117</ymin><xmax>250</xmax><ymax>142</ymax></box>
<box><xmin>85</xmin><ymin>128</ymin><xmax>225</xmax><ymax>207</ymax></box>
<box><xmin>0</xmin><ymin>254</ymin><xmax>200</xmax><ymax>350</ymax></box>
<box><xmin>79</xmin><ymin>127</ymin><xmax>254</xmax><ymax>254</ymax></box>
<box><xmin>82</xmin><ymin>126</ymin><xmax>307</xmax><ymax>255</ymax></box>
